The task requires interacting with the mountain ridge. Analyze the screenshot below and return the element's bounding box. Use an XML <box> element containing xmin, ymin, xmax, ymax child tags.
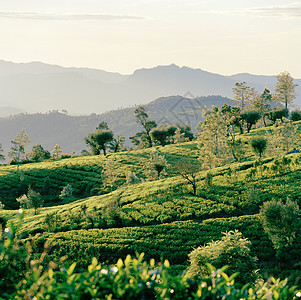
<box><xmin>1</xmin><ymin>60</ymin><xmax>300</xmax><ymax>116</ymax></box>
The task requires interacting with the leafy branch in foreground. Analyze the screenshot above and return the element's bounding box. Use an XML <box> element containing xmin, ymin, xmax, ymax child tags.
<box><xmin>1</xmin><ymin>216</ymin><xmax>301</xmax><ymax>299</ymax></box>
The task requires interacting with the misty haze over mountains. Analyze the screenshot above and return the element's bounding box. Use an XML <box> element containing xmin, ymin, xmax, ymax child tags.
<box><xmin>1</xmin><ymin>60</ymin><xmax>300</xmax><ymax>116</ymax></box>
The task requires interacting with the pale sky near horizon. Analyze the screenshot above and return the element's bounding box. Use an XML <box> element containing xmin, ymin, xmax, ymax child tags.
<box><xmin>0</xmin><ymin>0</ymin><xmax>301</xmax><ymax>77</ymax></box>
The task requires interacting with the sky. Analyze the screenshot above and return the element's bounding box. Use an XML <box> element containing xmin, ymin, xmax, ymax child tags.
<box><xmin>0</xmin><ymin>0</ymin><xmax>301</xmax><ymax>77</ymax></box>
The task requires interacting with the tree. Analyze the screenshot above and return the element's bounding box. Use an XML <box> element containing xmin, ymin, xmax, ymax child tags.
<box><xmin>29</xmin><ymin>144</ymin><xmax>51</xmax><ymax>162</ymax></box>
<box><xmin>110</xmin><ymin>135</ymin><xmax>125</xmax><ymax>153</ymax></box>
<box><xmin>51</xmin><ymin>144</ymin><xmax>62</xmax><ymax>159</ymax></box>
<box><xmin>129</xmin><ymin>132</ymin><xmax>149</xmax><ymax>149</ymax></box>
<box><xmin>96</xmin><ymin>121</ymin><xmax>109</xmax><ymax>130</ymax></box>
<box><xmin>173</xmin><ymin>159</ymin><xmax>201</xmax><ymax>195</ymax></box>
<box><xmin>291</xmin><ymin>110</ymin><xmax>301</xmax><ymax>121</ymax></box>
<box><xmin>59</xmin><ymin>184</ymin><xmax>74</xmax><ymax>203</ymax></box>
<box><xmin>133</xmin><ymin>106</ymin><xmax>157</xmax><ymax>148</ymax></box>
<box><xmin>102</xmin><ymin>158</ymin><xmax>119</xmax><ymax>191</ymax></box>
<box><xmin>251</xmin><ymin>88</ymin><xmax>272</xmax><ymax>126</ymax></box>
<box><xmin>197</xmin><ymin>107</ymin><xmax>230</xmax><ymax>169</ymax></box>
<box><xmin>273</xmin><ymin>118</ymin><xmax>299</xmax><ymax>153</ymax></box>
<box><xmin>8</xmin><ymin>129</ymin><xmax>30</xmax><ymax>170</ymax></box>
<box><xmin>125</xmin><ymin>171</ymin><xmax>140</xmax><ymax>185</ymax></box>
<box><xmin>221</xmin><ymin>104</ymin><xmax>245</xmax><ymax>161</ymax></box>
<box><xmin>186</xmin><ymin>230</ymin><xmax>257</xmax><ymax>284</ymax></box>
<box><xmin>27</xmin><ymin>187</ymin><xmax>44</xmax><ymax>215</ymax></box>
<box><xmin>173</xmin><ymin>128</ymin><xmax>189</xmax><ymax>153</ymax></box>
<box><xmin>251</xmin><ymin>137</ymin><xmax>267</xmax><ymax>158</ymax></box>
<box><xmin>275</xmin><ymin>71</ymin><xmax>298</xmax><ymax>110</ymax></box>
<box><xmin>175</xmin><ymin>123</ymin><xmax>194</xmax><ymax>141</ymax></box>
<box><xmin>240</xmin><ymin>111</ymin><xmax>261</xmax><ymax>133</ymax></box>
<box><xmin>0</xmin><ymin>144</ymin><xmax>4</xmax><ymax>161</ymax></box>
<box><xmin>260</xmin><ymin>199</ymin><xmax>300</xmax><ymax>259</ymax></box>
<box><xmin>85</xmin><ymin>130</ymin><xmax>114</xmax><ymax>156</ymax></box>
<box><xmin>144</xmin><ymin>150</ymin><xmax>169</xmax><ymax>181</ymax></box>
<box><xmin>150</xmin><ymin>124</ymin><xmax>176</xmax><ymax>146</ymax></box>
<box><xmin>268</xmin><ymin>108</ymin><xmax>289</xmax><ymax>124</ymax></box>
<box><xmin>16</xmin><ymin>194</ymin><xmax>30</xmax><ymax>209</ymax></box>
<box><xmin>232</xmin><ymin>82</ymin><xmax>255</xmax><ymax>111</ymax></box>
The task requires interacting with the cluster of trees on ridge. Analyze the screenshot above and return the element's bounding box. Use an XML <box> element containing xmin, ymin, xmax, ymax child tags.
<box><xmin>0</xmin><ymin>71</ymin><xmax>300</xmax><ymax>209</ymax></box>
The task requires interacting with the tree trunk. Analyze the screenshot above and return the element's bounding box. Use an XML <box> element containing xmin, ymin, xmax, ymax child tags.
<box><xmin>263</xmin><ymin>116</ymin><xmax>267</xmax><ymax>127</ymax></box>
<box><xmin>192</xmin><ymin>180</ymin><xmax>197</xmax><ymax>196</ymax></box>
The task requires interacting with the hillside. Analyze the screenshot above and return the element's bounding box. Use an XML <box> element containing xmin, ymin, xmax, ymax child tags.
<box><xmin>1</xmin><ymin>122</ymin><xmax>301</xmax><ymax>285</ymax></box>
<box><xmin>1</xmin><ymin>60</ymin><xmax>300</xmax><ymax>115</ymax></box>
<box><xmin>0</xmin><ymin>95</ymin><xmax>231</xmax><ymax>156</ymax></box>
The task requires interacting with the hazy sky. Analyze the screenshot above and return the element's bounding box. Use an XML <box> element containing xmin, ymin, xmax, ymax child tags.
<box><xmin>0</xmin><ymin>0</ymin><xmax>301</xmax><ymax>77</ymax></box>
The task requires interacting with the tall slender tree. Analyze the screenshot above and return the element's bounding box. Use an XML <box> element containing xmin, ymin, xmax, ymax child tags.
<box><xmin>8</xmin><ymin>129</ymin><xmax>31</xmax><ymax>170</ymax></box>
<box><xmin>0</xmin><ymin>144</ymin><xmax>4</xmax><ymax>161</ymax></box>
<box><xmin>251</xmin><ymin>88</ymin><xmax>272</xmax><ymax>127</ymax></box>
<box><xmin>133</xmin><ymin>106</ymin><xmax>157</xmax><ymax>148</ymax></box>
<box><xmin>197</xmin><ymin>107</ymin><xmax>230</xmax><ymax>169</ymax></box>
<box><xmin>51</xmin><ymin>144</ymin><xmax>62</xmax><ymax>159</ymax></box>
<box><xmin>275</xmin><ymin>71</ymin><xmax>298</xmax><ymax>110</ymax></box>
<box><xmin>232</xmin><ymin>82</ymin><xmax>254</xmax><ymax>111</ymax></box>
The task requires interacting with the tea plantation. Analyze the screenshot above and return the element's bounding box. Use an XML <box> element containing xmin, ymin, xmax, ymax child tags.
<box><xmin>0</xmin><ymin>122</ymin><xmax>301</xmax><ymax>298</ymax></box>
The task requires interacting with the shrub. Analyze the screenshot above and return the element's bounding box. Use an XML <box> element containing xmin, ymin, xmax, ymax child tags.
<box><xmin>260</xmin><ymin>199</ymin><xmax>301</xmax><ymax>258</ymax></box>
<box><xmin>186</xmin><ymin>230</ymin><xmax>257</xmax><ymax>285</ymax></box>
<box><xmin>291</xmin><ymin>110</ymin><xmax>301</xmax><ymax>121</ymax></box>
<box><xmin>1</xmin><ymin>221</ymin><xmax>299</xmax><ymax>300</ymax></box>
<box><xmin>251</xmin><ymin>137</ymin><xmax>267</xmax><ymax>158</ymax></box>
<box><xmin>59</xmin><ymin>184</ymin><xmax>74</xmax><ymax>203</ymax></box>
<box><xmin>27</xmin><ymin>187</ymin><xmax>44</xmax><ymax>215</ymax></box>
<box><xmin>16</xmin><ymin>194</ymin><xmax>29</xmax><ymax>209</ymax></box>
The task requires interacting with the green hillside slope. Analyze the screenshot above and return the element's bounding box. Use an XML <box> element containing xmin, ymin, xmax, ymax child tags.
<box><xmin>0</xmin><ymin>122</ymin><xmax>301</xmax><ymax>285</ymax></box>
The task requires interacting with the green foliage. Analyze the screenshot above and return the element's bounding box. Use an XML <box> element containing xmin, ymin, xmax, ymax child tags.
<box><xmin>291</xmin><ymin>110</ymin><xmax>301</xmax><ymax>121</ymax></box>
<box><xmin>7</xmin><ymin>129</ymin><xmax>31</xmax><ymax>170</ymax></box>
<box><xmin>28</xmin><ymin>144</ymin><xmax>51</xmax><ymax>162</ymax></box>
<box><xmin>173</xmin><ymin>159</ymin><xmax>201</xmax><ymax>195</ymax></box>
<box><xmin>272</xmin><ymin>118</ymin><xmax>299</xmax><ymax>153</ymax></box>
<box><xmin>51</xmin><ymin>144</ymin><xmax>62</xmax><ymax>159</ymax></box>
<box><xmin>232</xmin><ymin>82</ymin><xmax>254</xmax><ymax>111</ymax></box>
<box><xmin>110</xmin><ymin>134</ymin><xmax>126</xmax><ymax>152</ymax></box>
<box><xmin>260</xmin><ymin>199</ymin><xmax>301</xmax><ymax>256</ymax></box>
<box><xmin>175</xmin><ymin>123</ymin><xmax>194</xmax><ymax>141</ymax></box>
<box><xmin>0</xmin><ymin>144</ymin><xmax>4</xmax><ymax>161</ymax></box>
<box><xmin>125</xmin><ymin>171</ymin><xmax>140</xmax><ymax>185</ymax></box>
<box><xmin>250</xmin><ymin>137</ymin><xmax>267</xmax><ymax>158</ymax></box>
<box><xmin>268</xmin><ymin>108</ymin><xmax>289</xmax><ymax>124</ymax></box>
<box><xmin>59</xmin><ymin>184</ymin><xmax>74</xmax><ymax>203</ymax></box>
<box><xmin>186</xmin><ymin>230</ymin><xmax>257</xmax><ymax>285</ymax></box>
<box><xmin>197</xmin><ymin>106</ymin><xmax>230</xmax><ymax>169</ymax></box>
<box><xmin>204</xmin><ymin>171</ymin><xmax>213</xmax><ymax>188</ymax></box>
<box><xmin>1</xmin><ymin>236</ymin><xmax>299</xmax><ymax>300</ymax></box>
<box><xmin>85</xmin><ymin>129</ymin><xmax>114</xmax><ymax>156</ymax></box>
<box><xmin>251</xmin><ymin>88</ymin><xmax>272</xmax><ymax>126</ymax></box>
<box><xmin>132</xmin><ymin>106</ymin><xmax>157</xmax><ymax>148</ymax></box>
<box><xmin>275</xmin><ymin>71</ymin><xmax>297</xmax><ymax>110</ymax></box>
<box><xmin>44</xmin><ymin>211</ymin><xmax>62</xmax><ymax>232</ymax></box>
<box><xmin>16</xmin><ymin>194</ymin><xmax>29</xmax><ymax>209</ymax></box>
<box><xmin>150</xmin><ymin>124</ymin><xmax>177</xmax><ymax>146</ymax></box>
<box><xmin>27</xmin><ymin>187</ymin><xmax>44</xmax><ymax>215</ymax></box>
<box><xmin>240</xmin><ymin>111</ymin><xmax>261</xmax><ymax>133</ymax></box>
<box><xmin>144</xmin><ymin>149</ymin><xmax>169</xmax><ymax>181</ymax></box>
<box><xmin>0</xmin><ymin>211</ymin><xmax>28</xmax><ymax>296</ymax></box>
<box><xmin>102</xmin><ymin>158</ymin><xmax>119</xmax><ymax>191</ymax></box>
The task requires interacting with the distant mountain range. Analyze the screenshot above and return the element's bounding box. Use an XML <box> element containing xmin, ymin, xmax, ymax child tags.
<box><xmin>1</xmin><ymin>60</ymin><xmax>300</xmax><ymax>116</ymax></box>
<box><xmin>0</xmin><ymin>95</ymin><xmax>231</xmax><ymax>159</ymax></box>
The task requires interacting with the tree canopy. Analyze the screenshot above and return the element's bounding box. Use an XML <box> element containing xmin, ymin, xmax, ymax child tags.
<box><xmin>275</xmin><ymin>71</ymin><xmax>298</xmax><ymax>110</ymax></box>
